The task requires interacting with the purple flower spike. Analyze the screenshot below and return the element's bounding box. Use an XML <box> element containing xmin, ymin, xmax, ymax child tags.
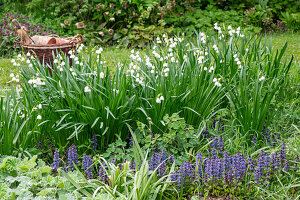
<box><xmin>98</xmin><ymin>163</ymin><xmax>107</xmax><ymax>183</ymax></box>
<box><xmin>280</xmin><ymin>142</ymin><xmax>286</xmax><ymax>167</ymax></box>
<box><xmin>254</xmin><ymin>167</ymin><xmax>261</xmax><ymax>184</ymax></box>
<box><xmin>51</xmin><ymin>150</ymin><xmax>60</xmax><ymax>171</ymax></box>
<box><xmin>168</xmin><ymin>154</ymin><xmax>174</xmax><ymax>165</ymax></box>
<box><xmin>196</xmin><ymin>152</ymin><xmax>203</xmax><ymax>179</ymax></box>
<box><xmin>92</xmin><ymin>134</ymin><xmax>97</xmax><ymax>151</ymax></box>
<box><xmin>67</xmin><ymin>144</ymin><xmax>78</xmax><ymax>170</ymax></box>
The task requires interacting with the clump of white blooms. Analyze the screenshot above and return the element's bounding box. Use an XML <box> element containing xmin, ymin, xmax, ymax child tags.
<box><xmin>100</xmin><ymin>72</ymin><xmax>105</xmax><ymax>79</ymax></box>
<box><xmin>11</xmin><ymin>58</ymin><xmax>20</xmax><ymax>66</ymax></box>
<box><xmin>212</xmin><ymin>44</ymin><xmax>219</xmax><ymax>54</ymax></box>
<box><xmin>37</xmin><ymin>115</ymin><xmax>42</xmax><ymax>120</ymax></box>
<box><xmin>228</xmin><ymin>26</ymin><xmax>244</xmax><ymax>37</ymax></box>
<box><xmin>96</xmin><ymin>47</ymin><xmax>103</xmax><ymax>55</ymax></box>
<box><xmin>208</xmin><ymin>66</ymin><xmax>215</xmax><ymax>73</ymax></box>
<box><xmin>77</xmin><ymin>44</ymin><xmax>85</xmax><ymax>53</ymax></box>
<box><xmin>259</xmin><ymin>76</ymin><xmax>265</xmax><ymax>81</ymax></box>
<box><xmin>156</xmin><ymin>37</ymin><xmax>162</xmax><ymax>44</ymax></box>
<box><xmin>156</xmin><ymin>95</ymin><xmax>165</xmax><ymax>104</ymax></box>
<box><xmin>9</xmin><ymin>73</ymin><xmax>19</xmax><ymax>83</ymax></box>
<box><xmin>233</xmin><ymin>54</ymin><xmax>242</xmax><ymax>69</ymax></box>
<box><xmin>130</xmin><ymin>49</ymin><xmax>142</xmax><ymax>62</ymax></box>
<box><xmin>28</xmin><ymin>78</ymin><xmax>46</xmax><ymax>87</ymax></box>
<box><xmin>84</xmin><ymin>86</ymin><xmax>91</xmax><ymax>93</ymax></box>
<box><xmin>199</xmin><ymin>32</ymin><xmax>206</xmax><ymax>43</ymax></box>
<box><xmin>213</xmin><ymin>78</ymin><xmax>222</xmax><ymax>87</ymax></box>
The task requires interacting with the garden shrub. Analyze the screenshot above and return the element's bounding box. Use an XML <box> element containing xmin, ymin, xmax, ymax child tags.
<box><xmin>2</xmin><ymin>25</ymin><xmax>292</xmax><ymax>154</ymax></box>
<box><xmin>1</xmin><ymin>0</ymin><xmax>299</xmax><ymax>53</ymax></box>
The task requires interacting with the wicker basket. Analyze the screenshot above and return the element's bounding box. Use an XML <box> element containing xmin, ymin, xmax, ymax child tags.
<box><xmin>21</xmin><ymin>35</ymin><xmax>83</xmax><ymax>75</ymax></box>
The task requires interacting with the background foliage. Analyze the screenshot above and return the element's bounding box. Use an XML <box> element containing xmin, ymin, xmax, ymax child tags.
<box><xmin>0</xmin><ymin>0</ymin><xmax>299</xmax><ymax>55</ymax></box>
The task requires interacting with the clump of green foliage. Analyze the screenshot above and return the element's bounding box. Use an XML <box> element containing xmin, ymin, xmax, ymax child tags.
<box><xmin>1</xmin><ymin>0</ymin><xmax>299</xmax><ymax>50</ymax></box>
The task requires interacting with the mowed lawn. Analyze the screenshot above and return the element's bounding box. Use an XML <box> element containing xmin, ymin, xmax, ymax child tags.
<box><xmin>0</xmin><ymin>32</ymin><xmax>299</xmax><ymax>90</ymax></box>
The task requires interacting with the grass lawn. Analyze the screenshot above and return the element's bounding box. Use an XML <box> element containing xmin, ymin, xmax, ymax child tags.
<box><xmin>0</xmin><ymin>32</ymin><xmax>299</xmax><ymax>90</ymax></box>
<box><xmin>263</xmin><ymin>32</ymin><xmax>300</xmax><ymax>62</ymax></box>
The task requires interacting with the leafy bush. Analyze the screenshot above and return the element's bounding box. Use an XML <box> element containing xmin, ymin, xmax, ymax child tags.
<box><xmin>0</xmin><ymin>155</ymin><xmax>84</xmax><ymax>199</ymax></box>
<box><xmin>3</xmin><ymin>25</ymin><xmax>292</xmax><ymax>153</ymax></box>
<box><xmin>2</xmin><ymin>0</ymin><xmax>299</xmax><ymax>51</ymax></box>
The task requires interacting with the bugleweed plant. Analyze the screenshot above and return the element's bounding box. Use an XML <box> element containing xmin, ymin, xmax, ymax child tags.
<box><xmin>7</xmin><ymin>24</ymin><xmax>292</xmax><ymax>151</ymax></box>
<box><xmin>61</xmin><ymin>131</ymin><xmax>176</xmax><ymax>200</ymax></box>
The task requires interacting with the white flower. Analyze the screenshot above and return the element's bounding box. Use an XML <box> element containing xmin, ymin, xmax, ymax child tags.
<box><xmin>70</xmin><ymin>55</ymin><xmax>75</xmax><ymax>59</ymax></box>
<box><xmin>10</xmin><ymin>73</ymin><xmax>14</xmax><ymax>78</ymax></box>
<box><xmin>74</xmin><ymin>57</ymin><xmax>78</xmax><ymax>61</ymax></box>
<box><xmin>29</xmin><ymin>64</ymin><xmax>33</xmax><ymax>68</ymax></box>
<box><xmin>84</xmin><ymin>86</ymin><xmax>91</xmax><ymax>93</ymax></box>
<box><xmin>61</xmin><ymin>61</ymin><xmax>65</xmax><ymax>66</ymax></box>
<box><xmin>38</xmin><ymin>104</ymin><xmax>42</xmax><ymax>109</ymax></box>
<box><xmin>100</xmin><ymin>72</ymin><xmax>105</xmax><ymax>79</ymax></box>
<box><xmin>96</xmin><ymin>48</ymin><xmax>103</xmax><ymax>54</ymax></box>
<box><xmin>246</xmin><ymin>48</ymin><xmax>249</xmax><ymax>52</ymax></box>
<box><xmin>17</xmin><ymin>54</ymin><xmax>22</xmax><ymax>58</ymax></box>
<box><xmin>26</xmin><ymin>52</ymin><xmax>31</xmax><ymax>57</ymax></box>
<box><xmin>259</xmin><ymin>76</ymin><xmax>265</xmax><ymax>81</ymax></box>
<box><xmin>68</xmin><ymin>50</ymin><xmax>73</xmax><ymax>55</ymax></box>
<box><xmin>156</xmin><ymin>97</ymin><xmax>161</xmax><ymax>104</ymax></box>
<box><xmin>72</xmin><ymin>72</ymin><xmax>77</xmax><ymax>76</ymax></box>
<box><xmin>17</xmin><ymin>86</ymin><xmax>22</xmax><ymax>92</ymax></box>
<box><xmin>37</xmin><ymin>115</ymin><xmax>42</xmax><ymax>120</ymax></box>
<box><xmin>21</xmin><ymin>57</ymin><xmax>25</xmax><ymax>61</ymax></box>
<box><xmin>20</xmin><ymin>114</ymin><xmax>25</xmax><ymax>119</ymax></box>
<box><xmin>213</xmin><ymin>78</ymin><xmax>217</xmax><ymax>82</ymax></box>
<box><xmin>76</xmin><ymin>61</ymin><xmax>80</xmax><ymax>64</ymax></box>
<box><xmin>237</xmin><ymin>61</ymin><xmax>241</xmax><ymax>65</ymax></box>
<box><xmin>160</xmin><ymin>96</ymin><xmax>164</xmax><ymax>101</ymax></box>
<box><xmin>234</xmin><ymin>54</ymin><xmax>238</xmax><ymax>58</ymax></box>
<box><xmin>54</xmin><ymin>59</ymin><xmax>58</xmax><ymax>63</ymax></box>
<box><xmin>80</xmin><ymin>62</ymin><xmax>83</xmax><ymax>66</ymax></box>
<box><xmin>150</xmin><ymin>69</ymin><xmax>155</xmax><ymax>74</ymax></box>
<box><xmin>215</xmin><ymin>82</ymin><xmax>222</xmax><ymax>87</ymax></box>
<box><xmin>11</xmin><ymin>59</ymin><xmax>15</xmax><ymax>63</ymax></box>
<box><xmin>204</xmin><ymin>67</ymin><xmax>208</xmax><ymax>71</ymax></box>
<box><xmin>59</xmin><ymin>67</ymin><xmax>63</xmax><ymax>71</ymax></box>
<box><xmin>228</xmin><ymin>25</ymin><xmax>232</xmax><ymax>29</ymax></box>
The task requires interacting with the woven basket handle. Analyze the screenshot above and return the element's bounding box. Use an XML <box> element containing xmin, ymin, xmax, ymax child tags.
<box><xmin>12</xmin><ymin>19</ymin><xmax>22</xmax><ymax>29</ymax></box>
<box><xmin>13</xmin><ymin>19</ymin><xmax>35</xmax><ymax>44</ymax></box>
